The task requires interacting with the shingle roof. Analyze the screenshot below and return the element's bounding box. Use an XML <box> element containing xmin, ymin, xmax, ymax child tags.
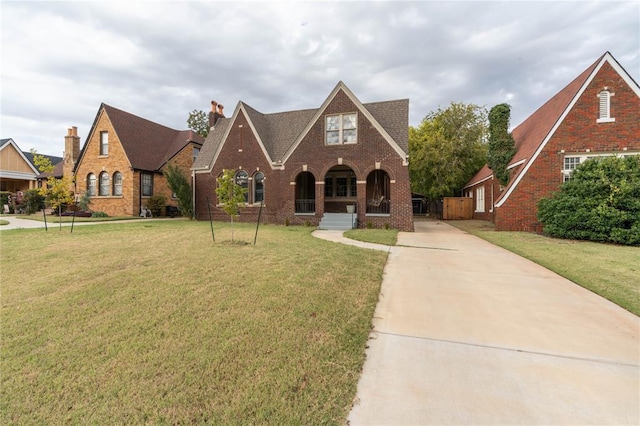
<box><xmin>465</xmin><ymin>53</ymin><xmax>603</xmax><ymax>191</ymax></box>
<box><xmin>92</xmin><ymin>104</ymin><xmax>203</xmax><ymax>171</ymax></box>
<box><xmin>194</xmin><ymin>85</ymin><xmax>409</xmax><ymax>170</ymax></box>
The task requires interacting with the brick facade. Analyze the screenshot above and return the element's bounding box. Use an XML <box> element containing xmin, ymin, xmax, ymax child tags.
<box><xmin>194</xmin><ymin>84</ymin><xmax>414</xmax><ymax>231</ymax></box>
<box><xmin>465</xmin><ymin>53</ymin><xmax>639</xmax><ymax>232</ymax></box>
<box><xmin>73</xmin><ymin>106</ymin><xmax>201</xmax><ymax>217</ymax></box>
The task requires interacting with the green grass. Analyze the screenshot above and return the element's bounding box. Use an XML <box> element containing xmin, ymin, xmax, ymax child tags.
<box><xmin>1</xmin><ymin>221</ymin><xmax>388</xmax><ymax>424</ymax></box>
<box><xmin>343</xmin><ymin>229</ymin><xmax>398</xmax><ymax>246</ymax></box>
<box><xmin>449</xmin><ymin>220</ymin><xmax>640</xmax><ymax>316</ymax></box>
<box><xmin>0</xmin><ymin>220</ymin><xmax>8</xmax><ymax>226</ymax></box>
<box><xmin>16</xmin><ymin>214</ymin><xmax>145</xmax><ymax>223</ymax></box>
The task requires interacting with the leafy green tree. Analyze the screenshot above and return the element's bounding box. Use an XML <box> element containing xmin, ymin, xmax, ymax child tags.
<box><xmin>216</xmin><ymin>169</ymin><xmax>247</xmax><ymax>242</ymax></box>
<box><xmin>164</xmin><ymin>163</ymin><xmax>193</xmax><ymax>218</ymax></box>
<box><xmin>31</xmin><ymin>149</ymin><xmax>73</xmax><ymax>214</ymax></box>
<box><xmin>187</xmin><ymin>109</ymin><xmax>209</xmax><ymax>138</ymax></box>
<box><xmin>537</xmin><ymin>156</ymin><xmax>640</xmax><ymax>245</ymax></box>
<box><xmin>30</xmin><ymin>149</ymin><xmax>54</xmax><ymax>173</ymax></box>
<box><xmin>487</xmin><ymin>103</ymin><xmax>517</xmax><ymax>186</ymax></box>
<box><xmin>409</xmin><ymin>102</ymin><xmax>488</xmax><ymax>200</ymax></box>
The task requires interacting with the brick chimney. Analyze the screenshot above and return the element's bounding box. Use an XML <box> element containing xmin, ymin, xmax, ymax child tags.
<box><xmin>63</xmin><ymin>126</ymin><xmax>80</xmax><ymax>180</ymax></box>
<box><xmin>208</xmin><ymin>100</ymin><xmax>226</xmax><ymax>128</ymax></box>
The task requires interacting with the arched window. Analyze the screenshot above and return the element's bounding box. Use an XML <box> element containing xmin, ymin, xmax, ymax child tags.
<box><xmin>235</xmin><ymin>170</ymin><xmax>249</xmax><ymax>203</ymax></box>
<box><xmin>113</xmin><ymin>172</ymin><xmax>123</xmax><ymax>196</ymax></box>
<box><xmin>253</xmin><ymin>172</ymin><xmax>264</xmax><ymax>203</ymax></box>
<box><xmin>87</xmin><ymin>173</ymin><xmax>96</xmax><ymax>196</ymax></box>
<box><xmin>99</xmin><ymin>172</ymin><xmax>110</xmax><ymax>196</ymax></box>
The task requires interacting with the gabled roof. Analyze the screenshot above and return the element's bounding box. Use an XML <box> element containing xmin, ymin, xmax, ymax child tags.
<box><xmin>75</xmin><ymin>104</ymin><xmax>204</xmax><ymax>173</ymax></box>
<box><xmin>0</xmin><ymin>138</ymin><xmax>40</xmax><ymax>175</ymax></box>
<box><xmin>194</xmin><ymin>81</ymin><xmax>409</xmax><ymax>171</ymax></box>
<box><xmin>465</xmin><ymin>52</ymin><xmax>640</xmax><ymax>208</ymax></box>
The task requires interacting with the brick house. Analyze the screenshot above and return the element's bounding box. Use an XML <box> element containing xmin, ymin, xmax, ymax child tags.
<box><xmin>193</xmin><ymin>81</ymin><xmax>414</xmax><ymax>231</ymax></box>
<box><xmin>71</xmin><ymin>104</ymin><xmax>203</xmax><ymax>216</ymax></box>
<box><xmin>464</xmin><ymin>52</ymin><xmax>640</xmax><ymax>231</ymax></box>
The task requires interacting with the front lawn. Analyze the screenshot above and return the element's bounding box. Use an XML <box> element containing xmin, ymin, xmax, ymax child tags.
<box><xmin>448</xmin><ymin>220</ymin><xmax>640</xmax><ymax>316</ymax></box>
<box><xmin>343</xmin><ymin>228</ymin><xmax>398</xmax><ymax>246</ymax></box>
<box><xmin>1</xmin><ymin>221</ymin><xmax>387</xmax><ymax>424</ymax></box>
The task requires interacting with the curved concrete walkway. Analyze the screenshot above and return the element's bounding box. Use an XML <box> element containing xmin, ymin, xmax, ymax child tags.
<box><xmin>315</xmin><ymin>221</ymin><xmax>640</xmax><ymax>425</ymax></box>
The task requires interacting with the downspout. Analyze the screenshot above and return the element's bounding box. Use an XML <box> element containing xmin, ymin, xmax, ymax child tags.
<box><xmin>192</xmin><ymin>170</ymin><xmax>196</xmax><ymax>219</ymax></box>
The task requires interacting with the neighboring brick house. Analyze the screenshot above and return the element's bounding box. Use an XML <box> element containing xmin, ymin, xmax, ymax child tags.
<box><xmin>72</xmin><ymin>104</ymin><xmax>203</xmax><ymax>216</ymax></box>
<box><xmin>464</xmin><ymin>52</ymin><xmax>640</xmax><ymax>231</ymax></box>
<box><xmin>193</xmin><ymin>81</ymin><xmax>414</xmax><ymax>231</ymax></box>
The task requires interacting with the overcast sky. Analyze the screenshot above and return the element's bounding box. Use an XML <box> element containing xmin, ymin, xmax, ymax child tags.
<box><xmin>1</xmin><ymin>0</ymin><xmax>638</xmax><ymax>157</ymax></box>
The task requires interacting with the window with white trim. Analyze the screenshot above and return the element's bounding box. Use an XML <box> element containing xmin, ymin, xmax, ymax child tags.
<box><xmin>253</xmin><ymin>171</ymin><xmax>264</xmax><ymax>203</ymax></box>
<box><xmin>475</xmin><ymin>187</ymin><xmax>485</xmax><ymax>213</ymax></box>
<box><xmin>113</xmin><ymin>172</ymin><xmax>123</xmax><ymax>196</ymax></box>
<box><xmin>87</xmin><ymin>173</ymin><xmax>96</xmax><ymax>196</ymax></box>
<box><xmin>99</xmin><ymin>171</ymin><xmax>110</xmax><ymax>196</ymax></box>
<box><xmin>100</xmin><ymin>131</ymin><xmax>109</xmax><ymax>155</ymax></box>
<box><xmin>235</xmin><ymin>170</ymin><xmax>249</xmax><ymax>203</ymax></box>
<box><xmin>142</xmin><ymin>172</ymin><xmax>153</xmax><ymax>196</ymax></box>
<box><xmin>325</xmin><ymin>113</ymin><xmax>357</xmax><ymax>145</ymax></box>
<box><xmin>597</xmin><ymin>90</ymin><xmax>615</xmax><ymax>123</ymax></box>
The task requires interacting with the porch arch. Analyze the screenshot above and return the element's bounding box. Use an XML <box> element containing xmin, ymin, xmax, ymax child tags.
<box><xmin>366</xmin><ymin>169</ymin><xmax>391</xmax><ymax>214</ymax></box>
<box><xmin>294</xmin><ymin>171</ymin><xmax>316</xmax><ymax>213</ymax></box>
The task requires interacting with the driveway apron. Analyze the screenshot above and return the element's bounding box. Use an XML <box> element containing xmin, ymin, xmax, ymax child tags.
<box><xmin>347</xmin><ymin>220</ymin><xmax>639</xmax><ymax>425</ymax></box>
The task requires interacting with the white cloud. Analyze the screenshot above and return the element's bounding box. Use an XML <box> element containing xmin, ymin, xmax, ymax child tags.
<box><xmin>1</xmin><ymin>1</ymin><xmax>638</xmax><ymax>156</ymax></box>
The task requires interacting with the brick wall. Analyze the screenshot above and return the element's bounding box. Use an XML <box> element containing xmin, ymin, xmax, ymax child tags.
<box><xmin>496</xmin><ymin>61</ymin><xmax>640</xmax><ymax>231</ymax></box>
<box><xmin>195</xmin><ymin>90</ymin><xmax>414</xmax><ymax>231</ymax></box>
<box><xmin>74</xmin><ymin>111</ymin><xmax>198</xmax><ymax>217</ymax></box>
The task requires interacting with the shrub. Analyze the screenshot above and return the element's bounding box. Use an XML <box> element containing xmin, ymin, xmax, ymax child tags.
<box><xmin>145</xmin><ymin>194</ymin><xmax>167</xmax><ymax>217</ymax></box>
<box><xmin>22</xmin><ymin>189</ymin><xmax>45</xmax><ymax>214</ymax></box>
<box><xmin>91</xmin><ymin>211</ymin><xmax>109</xmax><ymax>218</ymax></box>
<box><xmin>537</xmin><ymin>156</ymin><xmax>640</xmax><ymax>245</ymax></box>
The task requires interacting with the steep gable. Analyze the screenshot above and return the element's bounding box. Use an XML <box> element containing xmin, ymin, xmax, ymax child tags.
<box><xmin>194</xmin><ymin>82</ymin><xmax>408</xmax><ymax>172</ymax></box>
<box><xmin>280</xmin><ymin>81</ymin><xmax>408</xmax><ymax>163</ymax></box>
<box><xmin>76</xmin><ymin>104</ymin><xmax>203</xmax><ymax>173</ymax></box>
<box><xmin>0</xmin><ymin>138</ymin><xmax>40</xmax><ymax>175</ymax></box>
<box><xmin>496</xmin><ymin>52</ymin><xmax>639</xmax><ymax>207</ymax></box>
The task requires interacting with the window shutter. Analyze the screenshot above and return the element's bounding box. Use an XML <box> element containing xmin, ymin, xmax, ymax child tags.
<box><xmin>599</xmin><ymin>91</ymin><xmax>609</xmax><ymax>119</ymax></box>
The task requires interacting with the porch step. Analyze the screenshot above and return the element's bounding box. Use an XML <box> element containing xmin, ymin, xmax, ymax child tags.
<box><xmin>318</xmin><ymin>213</ymin><xmax>358</xmax><ymax>230</ymax></box>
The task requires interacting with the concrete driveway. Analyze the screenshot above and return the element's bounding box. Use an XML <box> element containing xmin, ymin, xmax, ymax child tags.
<box><xmin>342</xmin><ymin>220</ymin><xmax>639</xmax><ymax>425</ymax></box>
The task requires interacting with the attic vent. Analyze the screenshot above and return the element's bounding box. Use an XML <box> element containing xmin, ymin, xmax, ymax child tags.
<box><xmin>597</xmin><ymin>90</ymin><xmax>615</xmax><ymax>123</ymax></box>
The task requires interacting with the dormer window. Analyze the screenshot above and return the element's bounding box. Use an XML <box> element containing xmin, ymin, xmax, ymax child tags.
<box><xmin>325</xmin><ymin>113</ymin><xmax>357</xmax><ymax>145</ymax></box>
<box><xmin>597</xmin><ymin>89</ymin><xmax>615</xmax><ymax>123</ymax></box>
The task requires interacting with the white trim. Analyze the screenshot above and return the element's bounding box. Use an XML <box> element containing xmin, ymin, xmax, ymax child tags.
<box><xmin>0</xmin><ymin>171</ymin><xmax>38</xmax><ymax>180</ymax></box>
<box><xmin>464</xmin><ymin>173</ymin><xmax>492</xmax><ymax>189</ymax></box>
<box><xmin>507</xmin><ymin>158</ymin><xmax>526</xmax><ymax>169</ymax></box>
<box><xmin>0</xmin><ymin>139</ymin><xmax>40</xmax><ymax>175</ymax></box>
<box><xmin>280</xmin><ymin>81</ymin><xmax>408</xmax><ymax>163</ymax></box>
<box><xmin>495</xmin><ymin>52</ymin><xmax>640</xmax><ymax>208</ymax></box>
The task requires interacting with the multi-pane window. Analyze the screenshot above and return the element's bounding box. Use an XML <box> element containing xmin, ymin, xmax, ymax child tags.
<box><xmin>100</xmin><ymin>131</ymin><xmax>109</xmax><ymax>155</ymax></box>
<box><xmin>475</xmin><ymin>187</ymin><xmax>485</xmax><ymax>213</ymax></box>
<box><xmin>235</xmin><ymin>170</ymin><xmax>249</xmax><ymax>203</ymax></box>
<box><xmin>325</xmin><ymin>113</ymin><xmax>357</xmax><ymax>145</ymax></box>
<box><xmin>253</xmin><ymin>172</ymin><xmax>264</xmax><ymax>203</ymax></box>
<box><xmin>142</xmin><ymin>172</ymin><xmax>153</xmax><ymax>196</ymax></box>
<box><xmin>113</xmin><ymin>172</ymin><xmax>123</xmax><ymax>196</ymax></box>
<box><xmin>99</xmin><ymin>172</ymin><xmax>110</xmax><ymax>196</ymax></box>
<box><xmin>562</xmin><ymin>156</ymin><xmax>581</xmax><ymax>181</ymax></box>
<box><xmin>597</xmin><ymin>90</ymin><xmax>615</xmax><ymax>123</ymax></box>
<box><xmin>87</xmin><ymin>173</ymin><xmax>97</xmax><ymax>196</ymax></box>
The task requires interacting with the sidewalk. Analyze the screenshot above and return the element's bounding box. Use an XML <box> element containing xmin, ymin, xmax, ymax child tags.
<box><xmin>315</xmin><ymin>221</ymin><xmax>640</xmax><ymax>425</ymax></box>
